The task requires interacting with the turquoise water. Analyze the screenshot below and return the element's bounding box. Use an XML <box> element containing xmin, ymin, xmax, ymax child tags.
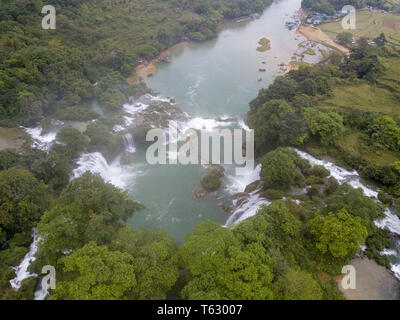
<box><xmin>146</xmin><ymin>0</ymin><xmax>302</xmax><ymax>117</ymax></box>
<box><xmin>125</xmin><ymin>0</ymin><xmax>304</xmax><ymax>243</ymax></box>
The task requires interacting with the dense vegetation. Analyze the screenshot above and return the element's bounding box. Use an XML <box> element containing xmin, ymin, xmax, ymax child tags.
<box><xmin>248</xmin><ymin>33</ymin><xmax>400</xmax><ymax>269</ymax></box>
<box><xmin>0</xmin><ymin>0</ymin><xmax>399</xmax><ymax>301</ymax></box>
<box><xmin>302</xmin><ymin>0</ymin><xmax>400</xmax><ymax>14</ymax></box>
<box><xmin>0</xmin><ymin>0</ymin><xmax>272</xmax><ymax>126</ymax></box>
<box><xmin>248</xmin><ymin>39</ymin><xmax>400</xmax><ymax>198</ymax></box>
<box><xmin>302</xmin><ymin>0</ymin><xmax>365</xmax><ymax>14</ymax></box>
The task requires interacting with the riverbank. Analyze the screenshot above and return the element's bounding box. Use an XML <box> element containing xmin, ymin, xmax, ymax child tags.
<box><xmin>127</xmin><ymin>42</ymin><xmax>190</xmax><ymax>83</ymax></box>
<box><xmin>296</xmin><ymin>25</ymin><xmax>350</xmax><ymax>55</ymax></box>
<box><xmin>338</xmin><ymin>257</ymin><xmax>400</xmax><ymax>300</ymax></box>
<box><xmin>0</xmin><ymin>127</ymin><xmax>25</xmax><ymax>150</ymax></box>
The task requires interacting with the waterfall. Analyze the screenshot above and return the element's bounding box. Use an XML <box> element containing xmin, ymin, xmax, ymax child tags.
<box><xmin>23</xmin><ymin>126</ymin><xmax>57</xmax><ymax>151</ymax></box>
<box><xmin>72</xmin><ymin>152</ymin><xmax>134</xmax><ymax>189</ymax></box>
<box><xmin>10</xmin><ymin>230</ymin><xmax>39</xmax><ymax>290</ymax></box>
<box><xmin>292</xmin><ymin>148</ymin><xmax>400</xmax><ymax>280</ymax></box>
<box><xmin>123</xmin><ymin>133</ymin><xmax>136</xmax><ymax>153</ymax></box>
<box><xmin>293</xmin><ymin>149</ymin><xmax>379</xmax><ymax>198</ymax></box>
<box><xmin>291</xmin><ymin>148</ymin><xmax>400</xmax><ymax>233</ymax></box>
<box><xmin>9</xmin><ymin>230</ymin><xmax>49</xmax><ymax>300</ymax></box>
<box><xmin>33</xmin><ymin>280</ymin><xmax>49</xmax><ymax>300</ymax></box>
<box><xmin>224</xmin><ymin>148</ymin><xmax>400</xmax><ymax>279</ymax></box>
<box><xmin>225</xmin><ymin>191</ymin><xmax>271</xmax><ymax>226</ymax></box>
<box><xmin>224</xmin><ymin>164</ymin><xmax>270</xmax><ymax>225</ymax></box>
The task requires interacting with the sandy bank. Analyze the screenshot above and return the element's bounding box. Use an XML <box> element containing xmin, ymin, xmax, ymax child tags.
<box><xmin>297</xmin><ymin>25</ymin><xmax>350</xmax><ymax>55</ymax></box>
<box><xmin>127</xmin><ymin>42</ymin><xmax>189</xmax><ymax>83</ymax></box>
<box><xmin>0</xmin><ymin>127</ymin><xmax>25</xmax><ymax>150</ymax></box>
<box><xmin>338</xmin><ymin>257</ymin><xmax>400</xmax><ymax>300</ymax></box>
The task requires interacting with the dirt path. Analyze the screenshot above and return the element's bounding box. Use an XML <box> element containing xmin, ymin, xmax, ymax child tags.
<box><xmin>297</xmin><ymin>25</ymin><xmax>350</xmax><ymax>55</ymax></box>
<box><xmin>337</xmin><ymin>257</ymin><xmax>400</xmax><ymax>300</ymax></box>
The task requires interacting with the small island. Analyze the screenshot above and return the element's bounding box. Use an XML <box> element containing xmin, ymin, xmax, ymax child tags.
<box><xmin>256</xmin><ymin>37</ymin><xmax>271</xmax><ymax>52</ymax></box>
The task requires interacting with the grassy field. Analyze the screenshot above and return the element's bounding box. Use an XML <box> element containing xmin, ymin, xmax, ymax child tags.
<box><xmin>320</xmin><ymin>9</ymin><xmax>400</xmax><ymax>47</ymax></box>
<box><xmin>320</xmin><ymin>55</ymin><xmax>400</xmax><ymax>117</ymax></box>
<box><xmin>322</xmin><ymin>82</ymin><xmax>399</xmax><ymax>115</ymax></box>
<box><xmin>311</xmin><ymin>55</ymin><xmax>400</xmax><ymax>166</ymax></box>
<box><xmin>305</xmin><ymin>126</ymin><xmax>400</xmax><ymax>166</ymax></box>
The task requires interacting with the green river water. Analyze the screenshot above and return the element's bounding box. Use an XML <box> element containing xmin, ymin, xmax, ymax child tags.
<box><xmin>124</xmin><ymin>0</ymin><xmax>304</xmax><ymax>242</ymax></box>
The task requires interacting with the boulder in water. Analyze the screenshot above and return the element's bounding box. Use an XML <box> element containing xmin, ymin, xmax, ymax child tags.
<box><xmin>193</xmin><ymin>187</ymin><xmax>207</xmax><ymax>199</ymax></box>
<box><xmin>219</xmin><ymin>204</ymin><xmax>232</xmax><ymax>213</ymax></box>
<box><xmin>244</xmin><ymin>180</ymin><xmax>260</xmax><ymax>193</ymax></box>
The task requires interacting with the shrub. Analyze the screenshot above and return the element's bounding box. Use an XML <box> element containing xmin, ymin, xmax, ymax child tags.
<box><xmin>263</xmin><ymin>189</ymin><xmax>285</xmax><ymax>200</ymax></box>
<box><xmin>261</xmin><ymin>148</ymin><xmax>299</xmax><ymax>190</ymax></box>
<box><xmin>308</xmin><ymin>185</ymin><xmax>322</xmax><ymax>198</ymax></box>
<box><xmin>325</xmin><ymin>177</ymin><xmax>339</xmax><ymax>195</ymax></box>
<box><xmin>99</xmin><ymin>88</ymin><xmax>126</xmax><ymax>110</ymax></box>
<box><xmin>378</xmin><ymin>191</ymin><xmax>393</xmax><ymax>206</ymax></box>
<box><xmin>201</xmin><ymin>171</ymin><xmax>221</xmax><ymax>192</ymax></box>
<box><xmin>55</xmin><ymin>106</ymin><xmax>99</xmax><ymax>121</ymax></box>
<box><xmin>310</xmin><ymin>165</ymin><xmax>330</xmax><ymax>178</ymax></box>
<box><xmin>306</xmin><ymin>175</ymin><xmax>325</xmax><ymax>185</ymax></box>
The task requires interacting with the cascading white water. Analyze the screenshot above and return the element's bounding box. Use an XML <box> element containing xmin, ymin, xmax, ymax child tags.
<box><xmin>224</xmin><ymin>164</ymin><xmax>271</xmax><ymax>225</ymax></box>
<box><xmin>123</xmin><ymin>133</ymin><xmax>136</xmax><ymax>153</ymax></box>
<box><xmin>225</xmin><ymin>191</ymin><xmax>271</xmax><ymax>226</ymax></box>
<box><xmin>8</xmin><ymin>230</ymin><xmax>49</xmax><ymax>300</ymax></box>
<box><xmin>224</xmin><ymin>148</ymin><xmax>400</xmax><ymax>279</ymax></box>
<box><xmin>292</xmin><ymin>148</ymin><xmax>400</xmax><ymax>280</ymax></box>
<box><xmin>293</xmin><ymin>149</ymin><xmax>379</xmax><ymax>198</ymax></box>
<box><xmin>72</xmin><ymin>152</ymin><xmax>133</xmax><ymax>189</ymax></box>
<box><xmin>33</xmin><ymin>280</ymin><xmax>49</xmax><ymax>300</ymax></box>
<box><xmin>10</xmin><ymin>230</ymin><xmax>39</xmax><ymax>290</ymax></box>
<box><xmin>292</xmin><ymin>149</ymin><xmax>400</xmax><ymax>232</ymax></box>
<box><xmin>226</xmin><ymin>164</ymin><xmax>262</xmax><ymax>195</ymax></box>
<box><xmin>23</xmin><ymin>126</ymin><xmax>57</xmax><ymax>151</ymax></box>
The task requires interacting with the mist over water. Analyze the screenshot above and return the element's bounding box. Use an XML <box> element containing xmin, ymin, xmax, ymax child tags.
<box><xmin>24</xmin><ymin>0</ymin><xmax>306</xmax><ymax>243</ymax></box>
<box><xmin>17</xmin><ymin>0</ymin><xmax>400</xmax><ymax>289</ymax></box>
<box><xmin>123</xmin><ymin>0</ymin><xmax>304</xmax><ymax>242</ymax></box>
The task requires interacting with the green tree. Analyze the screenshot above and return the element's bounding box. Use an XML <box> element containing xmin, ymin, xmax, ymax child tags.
<box><xmin>325</xmin><ymin>184</ymin><xmax>385</xmax><ymax>232</ymax></box>
<box><xmin>248</xmin><ymin>100</ymin><xmax>308</xmax><ymax>154</ymax></box>
<box><xmin>368</xmin><ymin>116</ymin><xmax>400</xmax><ymax>152</ymax></box>
<box><xmin>111</xmin><ymin>227</ymin><xmax>179</xmax><ymax>299</ymax></box>
<box><xmin>180</xmin><ymin>221</ymin><xmax>275</xmax><ymax>300</ymax></box>
<box><xmin>304</xmin><ymin>109</ymin><xmax>344</xmax><ymax>146</ymax></box>
<box><xmin>374</xmin><ymin>33</ymin><xmax>386</xmax><ymax>47</ymax></box>
<box><xmin>0</xmin><ymin>168</ymin><xmax>50</xmax><ymax>235</ymax></box>
<box><xmin>276</xmin><ymin>269</ymin><xmax>323</xmax><ymax>300</ymax></box>
<box><xmin>55</xmin><ymin>126</ymin><xmax>88</xmax><ymax>160</ymax></box>
<box><xmin>36</xmin><ymin>173</ymin><xmax>143</xmax><ymax>266</ymax></box>
<box><xmin>336</xmin><ymin>32</ymin><xmax>353</xmax><ymax>44</ymax></box>
<box><xmin>260</xmin><ymin>148</ymin><xmax>299</xmax><ymax>190</ymax></box>
<box><xmin>310</xmin><ymin>209</ymin><xmax>368</xmax><ymax>259</ymax></box>
<box><xmin>50</xmin><ymin>242</ymin><xmax>137</xmax><ymax>300</ymax></box>
<box><xmin>85</xmin><ymin>121</ymin><xmax>123</xmax><ymax>159</ymax></box>
<box><xmin>0</xmin><ymin>149</ymin><xmax>20</xmax><ymax>171</ymax></box>
<box><xmin>99</xmin><ymin>88</ymin><xmax>126</xmax><ymax>110</ymax></box>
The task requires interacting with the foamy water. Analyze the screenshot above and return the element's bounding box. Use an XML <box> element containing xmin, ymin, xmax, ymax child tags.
<box><xmin>23</xmin><ymin>126</ymin><xmax>57</xmax><ymax>151</ymax></box>
<box><xmin>72</xmin><ymin>152</ymin><xmax>134</xmax><ymax>189</ymax></box>
<box><xmin>293</xmin><ymin>148</ymin><xmax>400</xmax><ymax>280</ymax></box>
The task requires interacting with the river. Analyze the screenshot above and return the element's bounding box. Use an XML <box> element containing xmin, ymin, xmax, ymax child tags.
<box><xmin>122</xmin><ymin>0</ymin><xmax>305</xmax><ymax>242</ymax></box>
<box><xmin>22</xmin><ymin>0</ymin><xmax>306</xmax><ymax>243</ymax></box>
<box><xmin>12</xmin><ymin>0</ymin><xmax>400</xmax><ymax>300</ymax></box>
